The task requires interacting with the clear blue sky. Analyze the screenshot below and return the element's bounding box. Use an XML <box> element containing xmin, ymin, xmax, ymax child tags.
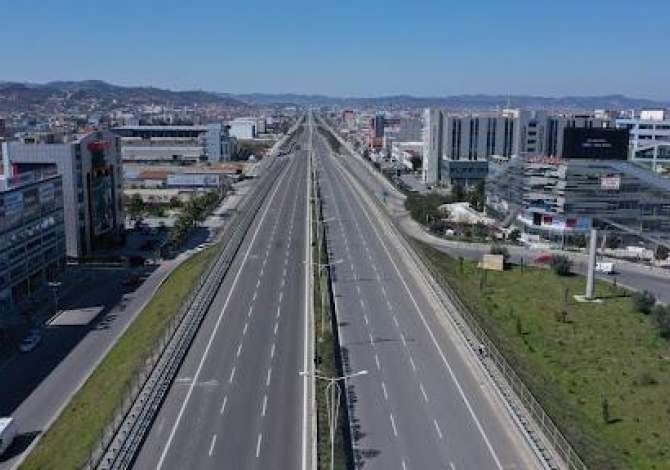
<box><xmin>1</xmin><ymin>0</ymin><xmax>668</xmax><ymax>99</ymax></box>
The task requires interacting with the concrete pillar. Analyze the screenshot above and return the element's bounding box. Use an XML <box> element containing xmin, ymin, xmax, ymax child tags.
<box><xmin>586</xmin><ymin>228</ymin><xmax>597</xmax><ymax>300</ymax></box>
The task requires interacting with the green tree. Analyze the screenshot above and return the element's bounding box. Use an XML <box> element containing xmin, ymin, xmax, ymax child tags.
<box><xmin>127</xmin><ymin>194</ymin><xmax>145</xmax><ymax>221</ymax></box>
<box><xmin>654</xmin><ymin>244</ymin><xmax>669</xmax><ymax>261</ymax></box>
<box><xmin>451</xmin><ymin>183</ymin><xmax>465</xmax><ymax>202</ymax></box>
<box><xmin>508</xmin><ymin>228</ymin><xmax>521</xmax><ymax>244</ymax></box>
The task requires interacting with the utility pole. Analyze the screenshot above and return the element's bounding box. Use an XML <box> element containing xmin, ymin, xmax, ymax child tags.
<box><xmin>586</xmin><ymin>228</ymin><xmax>597</xmax><ymax>300</ymax></box>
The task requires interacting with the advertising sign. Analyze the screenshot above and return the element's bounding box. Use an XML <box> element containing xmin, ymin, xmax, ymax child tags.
<box><xmin>600</xmin><ymin>174</ymin><xmax>621</xmax><ymax>191</ymax></box>
<box><xmin>562</xmin><ymin>128</ymin><xmax>629</xmax><ymax>160</ymax></box>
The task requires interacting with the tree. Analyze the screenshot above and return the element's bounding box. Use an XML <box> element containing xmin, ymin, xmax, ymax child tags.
<box><xmin>467</xmin><ymin>181</ymin><xmax>486</xmax><ymax>212</ymax></box>
<box><xmin>127</xmin><ymin>194</ymin><xmax>145</xmax><ymax>221</ymax></box>
<box><xmin>601</xmin><ymin>395</ymin><xmax>610</xmax><ymax>424</ymax></box>
<box><xmin>651</xmin><ymin>304</ymin><xmax>670</xmax><ymax>338</ymax></box>
<box><xmin>508</xmin><ymin>229</ymin><xmax>521</xmax><ymax>244</ymax></box>
<box><xmin>571</xmin><ymin>234</ymin><xmax>587</xmax><ymax>249</ymax></box>
<box><xmin>632</xmin><ymin>290</ymin><xmax>656</xmax><ymax>315</ymax></box>
<box><xmin>451</xmin><ymin>182</ymin><xmax>465</xmax><ymax>202</ymax></box>
<box><xmin>654</xmin><ymin>244</ymin><xmax>669</xmax><ymax>261</ymax></box>
<box><xmin>550</xmin><ymin>255</ymin><xmax>572</xmax><ymax>276</ymax></box>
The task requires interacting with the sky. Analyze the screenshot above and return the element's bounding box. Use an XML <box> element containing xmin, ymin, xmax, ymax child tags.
<box><xmin>1</xmin><ymin>0</ymin><xmax>669</xmax><ymax>100</ymax></box>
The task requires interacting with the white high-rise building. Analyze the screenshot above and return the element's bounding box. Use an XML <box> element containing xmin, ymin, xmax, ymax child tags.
<box><xmin>616</xmin><ymin>110</ymin><xmax>670</xmax><ymax>170</ymax></box>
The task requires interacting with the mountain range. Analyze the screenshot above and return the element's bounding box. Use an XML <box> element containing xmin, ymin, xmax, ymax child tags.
<box><xmin>0</xmin><ymin>80</ymin><xmax>668</xmax><ymax>113</ymax></box>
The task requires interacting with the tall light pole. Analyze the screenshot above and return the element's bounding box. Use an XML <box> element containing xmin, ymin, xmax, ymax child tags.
<box><xmin>300</xmin><ymin>369</ymin><xmax>368</xmax><ymax>470</ymax></box>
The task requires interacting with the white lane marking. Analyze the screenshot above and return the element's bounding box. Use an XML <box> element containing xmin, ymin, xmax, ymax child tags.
<box><xmin>262</xmin><ymin>394</ymin><xmax>268</xmax><ymax>417</ymax></box>
<box><xmin>276</xmin><ymin>306</ymin><xmax>282</xmax><ymax>318</ymax></box>
<box><xmin>220</xmin><ymin>395</ymin><xmax>228</xmax><ymax>415</ymax></box>
<box><xmin>336</xmin><ymin>162</ymin><xmax>505</xmax><ymax>470</ymax></box>
<box><xmin>260</xmin><ymin>267</ymin><xmax>265</xmax><ymax>277</ymax></box>
<box><xmin>409</xmin><ymin>356</ymin><xmax>417</xmax><ymax>372</ymax></box>
<box><xmin>256</xmin><ymin>432</ymin><xmax>263</xmax><ymax>458</ymax></box>
<box><xmin>393</xmin><ymin>316</ymin><xmax>400</xmax><ymax>328</ymax></box>
<box><xmin>266</xmin><ymin>368</ymin><xmax>272</xmax><ymax>386</ymax></box>
<box><xmin>433</xmin><ymin>419</ymin><xmax>443</xmax><ymax>440</ymax></box>
<box><xmin>270</xmin><ymin>343</ymin><xmax>276</xmax><ymax>359</ymax></box>
<box><xmin>236</xmin><ymin>343</ymin><xmax>243</xmax><ymax>358</ymax></box>
<box><xmin>279</xmin><ymin>290</ymin><xmax>284</xmax><ymax>303</ymax></box>
<box><xmin>375</xmin><ymin>354</ymin><xmax>381</xmax><ymax>370</ymax></box>
<box><xmin>252</xmin><ymin>291</ymin><xmax>258</xmax><ymax>302</ymax></box>
<box><xmin>256</xmin><ymin>279</ymin><xmax>261</xmax><ymax>289</ymax></box>
<box><xmin>400</xmin><ymin>333</ymin><xmax>407</xmax><ymax>348</ymax></box>
<box><xmin>389</xmin><ymin>413</ymin><xmax>398</xmax><ymax>437</ymax></box>
<box><xmin>283</xmin><ymin>267</ymin><xmax>287</xmax><ymax>277</ymax></box>
<box><xmin>155</xmin><ymin>163</ymin><xmax>291</xmax><ymax>470</ymax></box>
<box><xmin>363</xmin><ymin>314</ymin><xmax>369</xmax><ymax>325</ymax></box>
<box><xmin>274</xmin><ymin>321</ymin><xmax>279</xmax><ymax>335</ymax></box>
<box><xmin>381</xmin><ymin>381</ymin><xmax>388</xmax><ymax>400</ymax></box>
<box><xmin>243</xmin><ymin>322</ymin><xmax>248</xmax><ymax>335</ymax></box>
<box><xmin>359</xmin><ymin>298</ymin><xmax>365</xmax><ymax>309</ymax></box>
<box><xmin>368</xmin><ymin>333</ymin><xmax>374</xmax><ymax>345</ymax></box>
<box><xmin>247</xmin><ymin>305</ymin><xmax>253</xmax><ymax>318</ymax></box>
<box><xmin>228</xmin><ymin>366</ymin><xmax>236</xmax><ymax>384</ymax></box>
<box><xmin>208</xmin><ymin>434</ymin><xmax>217</xmax><ymax>456</ymax></box>
<box><xmin>450</xmin><ymin>462</ymin><xmax>456</xmax><ymax>470</ymax></box>
<box><xmin>419</xmin><ymin>383</ymin><xmax>429</xmax><ymax>403</ymax></box>
<box><xmin>355</xmin><ymin>285</ymin><xmax>361</xmax><ymax>294</ymax></box>
<box><xmin>402</xmin><ymin>460</ymin><xmax>408</xmax><ymax>470</ymax></box>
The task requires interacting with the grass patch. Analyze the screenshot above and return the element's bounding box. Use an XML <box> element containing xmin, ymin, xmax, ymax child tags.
<box><xmin>20</xmin><ymin>246</ymin><xmax>217</xmax><ymax>470</ymax></box>
<box><xmin>313</xmin><ymin>202</ymin><xmax>348</xmax><ymax>470</ymax></box>
<box><xmin>413</xmin><ymin>240</ymin><xmax>670</xmax><ymax>470</ymax></box>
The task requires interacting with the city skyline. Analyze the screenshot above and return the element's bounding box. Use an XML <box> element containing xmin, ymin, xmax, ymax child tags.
<box><xmin>1</xmin><ymin>0</ymin><xmax>669</xmax><ymax>99</ymax></box>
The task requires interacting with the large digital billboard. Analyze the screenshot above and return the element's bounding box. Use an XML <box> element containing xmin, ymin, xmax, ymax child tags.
<box><xmin>562</xmin><ymin>128</ymin><xmax>629</xmax><ymax>160</ymax></box>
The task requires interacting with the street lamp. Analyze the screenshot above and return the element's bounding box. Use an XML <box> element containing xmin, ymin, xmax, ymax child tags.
<box><xmin>300</xmin><ymin>369</ymin><xmax>368</xmax><ymax>470</ymax></box>
<box><xmin>47</xmin><ymin>281</ymin><xmax>62</xmax><ymax>315</ymax></box>
<box><xmin>305</xmin><ymin>259</ymin><xmax>343</xmax><ymax>339</ymax></box>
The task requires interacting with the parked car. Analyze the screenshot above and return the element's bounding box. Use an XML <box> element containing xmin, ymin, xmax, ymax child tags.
<box><xmin>19</xmin><ymin>330</ymin><xmax>41</xmax><ymax>353</ymax></box>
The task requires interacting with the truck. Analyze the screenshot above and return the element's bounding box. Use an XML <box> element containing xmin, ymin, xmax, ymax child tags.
<box><xmin>0</xmin><ymin>417</ymin><xmax>16</xmax><ymax>456</ymax></box>
<box><xmin>596</xmin><ymin>262</ymin><xmax>615</xmax><ymax>274</ymax></box>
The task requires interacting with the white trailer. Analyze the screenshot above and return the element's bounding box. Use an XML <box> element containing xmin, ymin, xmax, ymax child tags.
<box><xmin>0</xmin><ymin>417</ymin><xmax>16</xmax><ymax>456</ymax></box>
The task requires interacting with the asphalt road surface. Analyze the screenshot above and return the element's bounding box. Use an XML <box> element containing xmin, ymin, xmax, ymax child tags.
<box><xmin>133</xmin><ymin>133</ymin><xmax>311</xmax><ymax>469</ymax></box>
<box><xmin>312</xmin><ymin>119</ymin><xmax>539</xmax><ymax>469</ymax></box>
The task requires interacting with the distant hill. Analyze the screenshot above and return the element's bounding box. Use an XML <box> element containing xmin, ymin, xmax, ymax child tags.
<box><xmin>0</xmin><ymin>80</ymin><xmax>247</xmax><ymax>113</ymax></box>
<box><xmin>231</xmin><ymin>92</ymin><xmax>670</xmax><ymax>110</ymax></box>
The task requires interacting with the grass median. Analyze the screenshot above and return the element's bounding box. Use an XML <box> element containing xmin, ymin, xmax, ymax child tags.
<box><xmin>21</xmin><ymin>246</ymin><xmax>217</xmax><ymax>470</ymax></box>
<box><xmin>413</xmin><ymin>241</ymin><xmax>670</xmax><ymax>470</ymax></box>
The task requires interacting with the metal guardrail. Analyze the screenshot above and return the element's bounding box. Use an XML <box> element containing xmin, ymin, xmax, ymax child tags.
<box><xmin>87</xmin><ymin>156</ymin><xmax>290</xmax><ymax>470</ymax></box>
<box><xmin>316</xmin><ymin>116</ymin><xmax>587</xmax><ymax>470</ymax></box>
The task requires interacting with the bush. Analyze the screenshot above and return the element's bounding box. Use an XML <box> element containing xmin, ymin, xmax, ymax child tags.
<box><xmin>651</xmin><ymin>304</ymin><xmax>670</xmax><ymax>338</ymax></box>
<box><xmin>550</xmin><ymin>255</ymin><xmax>572</xmax><ymax>276</ymax></box>
<box><xmin>655</xmin><ymin>244</ymin><xmax>669</xmax><ymax>261</ymax></box>
<box><xmin>632</xmin><ymin>290</ymin><xmax>656</xmax><ymax>315</ymax></box>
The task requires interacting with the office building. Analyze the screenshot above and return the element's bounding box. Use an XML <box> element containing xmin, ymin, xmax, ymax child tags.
<box><xmin>487</xmin><ymin>155</ymin><xmax>670</xmax><ymax>243</ymax></box>
<box><xmin>369</xmin><ymin>114</ymin><xmax>385</xmax><ymax>150</ymax></box>
<box><xmin>2</xmin><ymin>130</ymin><xmax>124</xmax><ymax>258</ymax></box>
<box><xmin>228</xmin><ymin>118</ymin><xmax>258</xmax><ymax>139</ymax></box>
<box><xmin>616</xmin><ymin>110</ymin><xmax>670</xmax><ymax>170</ymax></box>
<box><xmin>0</xmin><ymin>169</ymin><xmax>65</xmax><ymax>312</ymax></box>
<box><xmin>113</xmin><ymin>124</ymin><xmax>237</xmax><ymax>164</ymax></box>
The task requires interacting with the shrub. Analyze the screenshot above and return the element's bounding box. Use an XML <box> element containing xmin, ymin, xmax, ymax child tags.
<box><xmin>550</xmin><ymin>255</ymin><xmax>572</xmax><ymax>276</ymax></box>
<box><xmin>490</xmin><ymin>244</ymin><xmax>510</xmax><ymax>264</ymax></box>
<box><xmin>632</xmin><ymin>291</ymin><xmax>656</xmax><ymax>315</ymax></box>
<box><xmin>651</xmin><ymin>304</ymin><xmax>670</xmax><ymax>338</ymax></box>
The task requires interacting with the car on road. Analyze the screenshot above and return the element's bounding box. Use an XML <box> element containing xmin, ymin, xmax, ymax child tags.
<box><xmin>19</xmin><ymin>330</ymin><xmax>41</xmax><ymax>353</ymax></box>
<box><xmin>0</xmin><ymin>417</ymin><xmax>17</xmax><ymax>456</ymax></box>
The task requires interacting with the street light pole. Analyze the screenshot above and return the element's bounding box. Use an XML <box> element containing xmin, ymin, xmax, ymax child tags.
<box><xmin>300</xmin><ymin>369</ymin><xmax>368</xmax><ymax>470</ymax></box>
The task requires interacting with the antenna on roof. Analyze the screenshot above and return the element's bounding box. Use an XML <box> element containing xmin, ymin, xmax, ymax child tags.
<box><xmin>506</xmin><ymin>94</ymin><xmax>512</xmax><ymax>109</ymax></box>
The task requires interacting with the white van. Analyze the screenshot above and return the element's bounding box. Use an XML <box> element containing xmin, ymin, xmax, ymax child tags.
<box><xmin>0</xmin><ymin>417</ymin><xmax>16</xmax><ymax>456</ymax></box>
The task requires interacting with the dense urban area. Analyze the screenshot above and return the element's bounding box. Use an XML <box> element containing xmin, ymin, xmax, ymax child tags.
<box><xmin>0</xmin><ymin>64</ymin><xmax>669</xmax><ymax>470</ymax></box>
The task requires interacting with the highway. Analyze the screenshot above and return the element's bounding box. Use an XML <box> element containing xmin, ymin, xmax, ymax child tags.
<box><xmin>132</xmin><ymin>126</ymin><xmax>312</xmax><ymax>469</ymax></box>
<box><xmin>312</xmin><ymin>117</ymin><xmax>539</xmax><ymax>469</ymax></box>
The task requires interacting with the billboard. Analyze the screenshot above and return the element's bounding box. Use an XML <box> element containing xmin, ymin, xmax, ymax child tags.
<box><xmin>600</xmin><ymin>174</ymin><xmax>621</xmax><ymax>191</ymax></box>
<box><xmin>562</xmin><ymin>128</ymin><xmax>629</xmax><ymax>160</ymax></box>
